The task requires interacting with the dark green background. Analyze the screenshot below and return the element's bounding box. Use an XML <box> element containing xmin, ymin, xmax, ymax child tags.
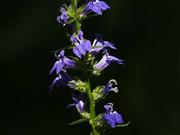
<box><xmin>0</xmin><ymin>0</ymin><xmax>179</xmax><ymax>135</ymax></box>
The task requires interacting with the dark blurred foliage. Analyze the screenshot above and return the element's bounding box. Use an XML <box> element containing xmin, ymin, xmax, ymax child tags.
<box><xmin>0</xmin><ymin>0</ymin><xmax>179</xmax><ymax>135</ymax></box>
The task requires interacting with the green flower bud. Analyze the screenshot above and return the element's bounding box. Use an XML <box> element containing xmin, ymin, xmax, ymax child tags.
<box><xmin>92</xmin><ymin>86</ymin><xmax>105</xmax><ymax>102</ymax></box>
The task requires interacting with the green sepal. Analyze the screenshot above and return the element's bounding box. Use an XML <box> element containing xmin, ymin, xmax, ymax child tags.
<box><xmin>92</xmin><ymin>86</ymin><xmax>105</xmax><ymax>102</ymax></box>
<box><xmin>68</xmin><ymin>56</ymin><xmax>80</xmax><ymax>61</ymax></box>
<box><xmin>69</xmin><ymin>79</ymin><xmax>86</xmax><ymax>92</ymax></box>
<box><xmin>87</xmin><ymin>68</ymin><xmax>102</xmax><ymax>72</ymax></box>
<box><xmin>115</xmin><ymin>121</ymin><xmax>131</xmax><ymax>127</ymax></box>
<box><xmin>66</xmin><ymin>19</ymin><xmax>75</xmax><ymax>24</ymax></box>
<box><xmin>77</xmin><ymin>4</ymin><xmax>85</xmax><ymax>14</ymax></box>
<box><xmin>84</xmin><ymin>13</ymin><xmax>100</xmax><ymax>20</ymax></box>
<box><xmin>50</xmin><ymin>45</ymin><xmax>74</xmax><ymax>53</ymax></box>
<box><xmin>93</xmin><ymin>68</ymin><xmax>102</xmax><ymax>71</ymax></box>
<box><xmin>91</xmin><ymin>45</ymin><xmax>107</xmax><ymax>49</ymax></box>
<box><xmin>63</xmin><ymin>4</ymin><xmax>75</xmax><ymax>18</ymax></box>
<box><xmin>104</xmin><ymin>121</ymin><xmax>131</xmax><ymax>129</ymax></box>
<box><xmin>68</xmin><ymin>118</ymin><xmax>87</xmax><ymax>125</ymax></box>
<box><xmin>95</xmin><ymin>113</ymin><xmax>104</xmax><ymax>128</ymax></box>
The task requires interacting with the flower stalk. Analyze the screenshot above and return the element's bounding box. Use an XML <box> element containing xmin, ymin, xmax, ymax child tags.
<box><xmin>70</xmin><ymin>1</ymin><xmax>97</xmax><ymax>133</ymax></box>
<box><xmin>84</xmin><ymin>57</ymin><xmax>99</xmax><ymax>135</ymax></box>
<box><xmin>50</xmin><ymin>0</ymin><xmax>130</xmax><ymax>134</ymax></box>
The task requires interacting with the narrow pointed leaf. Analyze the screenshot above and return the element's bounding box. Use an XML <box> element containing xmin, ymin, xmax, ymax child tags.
<box><xmin>92</xmin><ymin>45</ymin><xmax>107</xmax><ymax>49</ymax></box>
<box><xmin>93</xmin><ymin>68</ymin><xmax>102</xmax><ymax>71</ymax></box>
<box><xmin>51</xmin><ymin>45</ymin><xmax>74</xmax><ymax>53</ymax></box>
<box><xmin>115</xmin><ymin>121</ymin><xmax>131</xmax><ymax>128</ymax></box>
<box><xmin>85</xmin><ymin>13</ymin><xmax>100</xmax><ymax>20</ymax></box>
<box><xmin>68</xmin><ymin>119</ymin><xmax>87</xmax><ymax>125</ymax></box>
<box><xmin>87</xmin><ymin>68</ymin><xmax>102</xmax><ymax>72</ymax></box>
<box><xmin>78</xmin><ymin>4</ymin><xmax>86</xmax><ymax>13</ymax></box>
<box><xmin>66</xmin><ymin>19</ymin><xmax>75</xmax><ymax>24</ymax></box>
<box><xmin>103</xmin><ymin>121</ymin><xmax>131</xmax><ymax>129</ymax></box>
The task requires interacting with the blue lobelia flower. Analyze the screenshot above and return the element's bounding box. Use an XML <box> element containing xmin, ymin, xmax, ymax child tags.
<box><xmin>94</xmin><ymin>51</ymin><xmax>124</xmax><ymax>73</ymax></box>
<box><xmin>49</xmin><ymin>70</ymin><xmax>77</xmax><ymax>92</ymax></box>
<box><xmin>50</xmin><ymin>50</ymin><xmax>76</xmax><ymax>75</ymax></box>
<box><xmin>91</xmin><ymin>33</ymin><xmax>116</xmax><ymax>56</ymax></box>
<box><xmin>85</xmin><ymin>0</ymin><xmax>110</xmax><ymax>15</ymax></box>
<box><xmin>101</xmin><ymin>103</ymin><xmax>124</xmax><ymax>128</ymax></box>
<box><xmin>67</xmin><ymin>93</ymin><xmax>85</xmax><ymax>112</ymax></box>
<box><xmin>57</xmin><ymin>7</ymin><xmax>69</xmax><ymax>26</ymax></box>
<box><xmin>103</xmin><ymin>79</ymin><xmax>118</xmax><ymax>94</ymax></box>
<box><xmin>71</xmin><ymin>30</ymin><xmax>91</xmax><ymax>58</ymax></box>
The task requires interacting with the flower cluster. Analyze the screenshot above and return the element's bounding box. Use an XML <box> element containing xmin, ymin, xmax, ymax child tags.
<box><xmin>49</xmin><ymin>50</ymin><xmax>77</xmax><ymax>92</ymax></box>
<box><xmin>50</xmin><ymin>0</ymin><xmax>129</xmax><ymax>134</ymax></box>
<box><xmin>101</xmin><ymin>103</ymin><xmax>124</xmax><ymax>128</ymax></box>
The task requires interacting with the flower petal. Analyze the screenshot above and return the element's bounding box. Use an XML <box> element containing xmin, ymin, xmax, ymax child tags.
<box><xmin>49</xmin><ymin>77</ymin><xmax>60</xmax><ymax>92</ymax></box>
<box><xmin>60</xmin><ymin>7</ymin><xmax>67</xmax><ymax>12</ymax></box>
<box><xmin>78</xmin><ymin>30</ymin><xmax>83</xmax><ymax>40</ymax></box>
<box><xmin>97</xmin><ymin>1</ymin><xmax>110</xmax><ymax>10</ymax></box>
<box><xmin>71</xmin><ymin>35</ymin><xmax>77</xmax><ymax>42</ymax></box>
<box><xmin>77</xmin><ymin>43</ymin><xmax>86</xmax><ymax>55</ymax></box>
<box><xmin>64</xmin><ymin>56</ymin><xmax>76</xmax><ymax>68</ymax></box>
<box><xmin>60</xmin><ymin>50</ymin><xmax>65</xmax><ymax>56</ymax></box>
<box><xmin>56</xmin><ymin>61</ymin><xmax>65</xmax><ymax>74</ymax></box>
<box><xmin>76</xmin><ymin>100</ymin><xmax>85</xmax><ymax>111</ymax></box>
<box><xmin>104</xmin><ymin>105</ymin><xmax>110</xmax><ymax>111</ymax></box>
<box><xmin>104</xmin><ymin>41</ymin><xmax>117</xmax><ymax>49</ymax></box>
<box><xmin>105</xmin><ymin>114</ymin><xmax>115</xmax><ymax>128</ymax></box>
<box><xmin>84</xmin><ymin>40</ymin><xmax>92</xmax><ymax>51</ymax></box>
<box><xmin>67</xmin><ymin>103</ymin><xmax>76</xmax><ymax>109</ymax></box>
<box><xmin>112</xmin><ymin>111</ymin><xmax>124</xmax><ymax>124</ymax></box>
<box><xmin>107</xmin><ymin>56</ymin><xmax>124</xmax><ymax>65</ymax></box>
<box><xmin>71</xmin><ymin>93</ymin><xmax>78</xmax><ymax>101</ymax></box>
<box><xmin>91</xmin><ymin>3</ymin><xmax>102</xmax><ymax>15</ymax></box>
<box><xmin>73</xmin><ymin>46</ymin><xmax>81</xmax><ymax>58</ymax></box>
<box><xmin>50</xmin><ymin>61</ymin><xmax>58</xmax><ymax>75</ymax></box>
<box><xmin>107</xmin><ymin>102</ymin><xmax>114</xmax><ymax>107</ymax></box>
<box><xmin>94</xmin><ymin>54</ymin><xmax>109</xmax><ymax>70</ymax></box>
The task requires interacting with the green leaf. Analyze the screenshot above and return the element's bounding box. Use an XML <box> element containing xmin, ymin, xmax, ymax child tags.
<box><xmin>85</xmin><ymin>13</ymin><xmax>100</xmax><ymax>20</ymax></box>
<box><xmin>93</xmin><ymin>68</ymin><xmax>102</xmax><ymax>71</ymax></box>
<box><xmin>115</xmin><ymin>121</ymin><xmax>131</xmax><ymax>128</ymax></box>
<box><xmin>68</xmin><ymin>119</ymin><xmax>87</xmax><ymax>125</ymax></box>
<box><xmin>103</xmin><ymin>121</ymin><xmax>131</xmax><ymax>129</ymax></box>
<box><xmin>87</xmin><ymin>68</ymin><xmax>102</xmax><ymax>72</ymax></box>
<box><xmin>92</xmin><ymin>45</ymin><xmax>107</xmax><ymax>49</ymax></box>
<box><xmin>50</xmin><ymin>45</ymin><xmax>74</xmax><ymax>53</ymax></box>
<box><xmin>63</xmin><ymin>4</ymin><xmax>75</xmax><ymax>18</ymax></box>
<box><xmin>77</xmin><ymin>4</ymin><xmax>85</xmax><ymax>13</ymax></box>
<box><xmin>66</xmin><ymin>19</ymin><xmax>75</xmax><ymax>24</ymax></box>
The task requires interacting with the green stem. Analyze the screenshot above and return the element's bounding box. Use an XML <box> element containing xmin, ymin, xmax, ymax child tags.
<box><xmin>70</xmin><ymin>0</ymin><xmax>81</xmax><ymax>32</ymax></box>
<box><xmin>85</xmin><ymin>74</ymin><xmax>99</xmax><ymax>135</ymax></box>
<box><xmin>75</xmin><ymin>19</ymin><xmax>81</xmax><ymax>31</ymax></box>
<box><xmin>84</xmin><ymin>57</ymin><xmax>99</xmax><ymax>135</ymax></box>
<box><xmin>70</xmin><ymin>0</ymin><xmax>76</xmax><ymax>11</ymax></box>
<box><xmin>70</xmin><ymin>0</ymin><xmax>98</xmax><ymax>134</ymax></box>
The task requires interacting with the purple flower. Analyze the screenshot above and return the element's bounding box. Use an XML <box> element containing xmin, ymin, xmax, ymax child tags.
<box><xmin>50</xmin><ymin>50</ymin><xmax>76</xmax><ymax>75</ymax></box>
<box><xmin>91</xmin><ymin>33</ymin><xmax>116</xmax><ymax>56</ymax></box>
<box><xmin>49</xmin><ymin>70</ymin><xmax>76</xmax><ymax>92</ymax></box>
<box><xmin>101</xmin><ymin>103</ymin><xmax>124</xmax><ymax>128</ymax></box>
<box><xmin>94</xmin><ymin>51</ymin><xmax>124</xmax><ymax>73</ymax></box>
<box><xmin>103</xmin><ymin>79</ymin><xmax>118</xmax><ymax>94</ymax></box>
<box><xmin>57</xmin><ymin>7</ymin><xmax>69</xmax><ymax>26</ymax></box>
<box><xmin>85</xmin><ymin>0</ymin><xmax>110</xmax><ymax>15</ymax></box>
<box><xmin>67</xmin><ymin>93</ymin><xmax>85</xmax><ymax>111</ymax></box>
<box><xmin>71</xmin><ymin>30</ymin><xmax>92</xmax><ymax>58</ymax></box>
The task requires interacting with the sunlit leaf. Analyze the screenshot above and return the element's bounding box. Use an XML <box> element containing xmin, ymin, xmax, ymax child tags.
<box><xmin>115</xmin><ymin>121</ymin><xmax>131</xmax><ymax>128</ymax></box>
<box><xmin>66</xmin><ymin>19</ymin><xmax>75</xmax><ymax>24</ymax></box>
<box><xmin>51</xmin><ymin>45</ymin><xmax>74</xmax><ymax>53</ymax></box>
<box><xmin>91</xmin><ymin>45</ymin><xmax>107</xmax><ymax>49</ymax></box>
<box><xmin>68</xmin><ymin>119</ymin><xmax>87</xmax><ymax>125</ymax></box>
